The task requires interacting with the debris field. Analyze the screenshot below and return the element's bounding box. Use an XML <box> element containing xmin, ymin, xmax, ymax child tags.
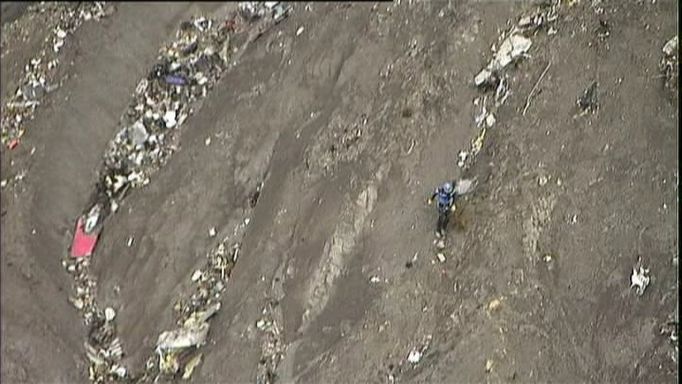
<box><xmin>1</xmin><ymin>1</ymin><xmax>678</xmax><ymax>383</ymax></box>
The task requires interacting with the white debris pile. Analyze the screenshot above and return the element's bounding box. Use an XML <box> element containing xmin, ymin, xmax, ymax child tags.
<box><xmin>154</xmin><ymin>302</ymin><xmax>220</xmax><ymax>377</ymax></box>
<box><xmin>475</xmin><ymin>34</ymin><xmax>532</xmax><ymax>88</ymax></box>
<box><xmin>473</xmin><ymin>3</ymin><xmax>558</xmax><ymax>89</ymax></box>
<box><xmin>138</xmin><ymin>236</ymin><xmax>244</xmax><ymax>381</ymax></box>
<box><xmin>256</xmin><ymin>302</ymin><xmax>285</xmax><ymax>384</ymax></box>
<box><xmin>406</xmin><ymin>334</ymin><xmax>432</xmax><ymax>366</ymax></box>
<box><xmin>98</xmin><ymin>15</ymin><xmax>234</xmax><ymax>208</ymax></box>
<box><xmin>238</xmin><ymin>1</ymin><xmax>290</xmax><ymax>23</ymax></box>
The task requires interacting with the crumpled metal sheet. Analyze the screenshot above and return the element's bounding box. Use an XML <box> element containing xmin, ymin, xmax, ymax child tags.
<box><xmin>157</xmin><ymin>323</ymin><xmax>210</xmax><ymax>351</ymax></box>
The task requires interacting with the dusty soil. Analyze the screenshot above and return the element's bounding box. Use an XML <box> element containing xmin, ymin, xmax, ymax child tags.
<box><xmin>1</xmin><ymin>1</ymin><xmax>678</xmax><ymax>384</ymax></box>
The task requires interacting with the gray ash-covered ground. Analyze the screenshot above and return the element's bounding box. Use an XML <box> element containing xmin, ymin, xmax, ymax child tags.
<box><xmin>1</xmin><ymin>1</ymin><xmax>678</xmax><ymax>383</ymax></box>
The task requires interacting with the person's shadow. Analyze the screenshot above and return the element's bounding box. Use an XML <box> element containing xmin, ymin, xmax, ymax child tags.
<box><xmin>451</xmin><ymin>203</ymin><xmax>468</xmax><ymax>233</ymax></box>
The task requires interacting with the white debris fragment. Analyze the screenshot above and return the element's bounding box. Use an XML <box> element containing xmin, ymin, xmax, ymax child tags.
<box><xmin>205</xmin><ymin>137</ymin><xmax>211</xmax><ymax>146</ymax></box>
<box><xmin>454</xmin><ymin>178</ymin><xmax>476</xmax><ymax>195</ymax></box>
<box><xmin>110</xmin><ymin>200</ymin><xmax>119</xmax><ymax>213</ymax></box>
<box><xmin>436</xmin><ymin>253</ymin><xmax>446</xmax><ymax>263</ymax></box>
<box><xmin>630</xmin><ymin>259</ymin><xmax>650</xmax><ymax>296</ymax></box>
<box><xmin>208</xmin><ymin>227</ymin><xmax>217</xmax><ymax>237</ymax></box>
<box><xmin>256</xmin><ymin>318</ymin><xmax>267</xmax><ymax>330</ymax></box>
<box><xmin>493</xmin><ymin>34</ymin><xmax>532</xmax><ymax>69</ymax></box>
<box><xmin>474</xmin><ymin>68</ymin><xmax>493</xmax><ymax>88</ymax></box>
<box><xmin>53</xmin><ymin>39</ymin><xmax>65</xmax><ymax>52</ymax></box>
<box><xmin>663</xmin><ymin>35</ymin><xmax>678</xmax><ymax>56</ymax></box>
<box><xmin>407</xmin><ymin>349</ymin><xmax>422</xmax><ymax>364</ymax></box>
<box><xmin>84</xmin><ymin>204</ymin><xmax>101</xmax><ymax>233</ymax></box>
<box><xmin>126</xmin><ymin>237</ymin><xmax>134</xmax><ymax>247</ymax></box>
<box><xmin>485</xmin><ymin>113</ymin><xmax>496</xmax><ymax>127</ymax></box>
<box><xmin>157</xmin><ymin>322</ymin><xmax>210</xmax><ymax>350</ymax></box>
<box><xmin>110</xmin><ymin>365</ymin><xmax>127</xmax><ymax>378</ymax></box>
<box><xmin>129</xmin><ymin>121</ymin><xmax>149</xmax><ymax>147</ymax></box>
<box><xmin>163</xmin><ymin>110</ymin><xmax>177</xmax><ymax>128</ymax></box>
<box><xmin>105</xmin><ymin>307</ymin><xmax>116</xmax><ymax>322</ymax></box>
<box><xmin>369</xmin><ymin>275</ymin><xmax>381</xmax><ymax>283</ymax></box>
<box><xmin>475</xmin><ymin>34</ymin><xmax>532</xmax><ymax>87</ymax></box>
<box><xmin>296</xmin><ymin>26</ymin><xmax>305</xmax><ymax>36</ymax></box>
<box><xmin>457</xmin><ymin>151</ymin><xmax>469</xmax><ymax>168</ymax></box>
<box><xmin>70</xmin><ymin>296</ymin><xmax>85</xmax><ymax>310</ymax></box>
<box><xmin>191</xmin><ymin>269</ymin><xmax>203</xmax><ymax>282</ymax></box>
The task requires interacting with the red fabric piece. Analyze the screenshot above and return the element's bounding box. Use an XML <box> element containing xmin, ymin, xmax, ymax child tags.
<box><xmin>70</xmin><ymin>217</ymin><xmax>99</xmax><ymax>258</ymax></box>
<box><xmin>8</xmin><ymin>139</ymin><xmax>19</xmax><ymax>150</ymax></box>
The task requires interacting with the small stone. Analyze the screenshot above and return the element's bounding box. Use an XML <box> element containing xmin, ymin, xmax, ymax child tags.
<box><xmin>296</xmin><ymin>26</ymin><xmax>305</xmax><ymax>36</ymax></box>
<box><xmin>208</xmin><ymin>227</ymin><xmax>216</xmax><ymax>237</ymax></box>
<box><xmin>437</xmin><ymin>253</ymin><xmax>446</xmax><ymax>263</ymax></box>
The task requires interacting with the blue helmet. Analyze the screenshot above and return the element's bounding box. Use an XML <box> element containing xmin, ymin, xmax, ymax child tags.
<box><xmin>442</xmin><ymin>182</ymin><xmax>453</xmax><ymax>194</ymax></box>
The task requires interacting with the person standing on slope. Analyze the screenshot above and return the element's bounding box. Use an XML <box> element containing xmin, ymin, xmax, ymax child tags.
<box><xmin>427</xmin><ymin>180</ymin><xmax>459</xmax><ymax>238</ymax></box>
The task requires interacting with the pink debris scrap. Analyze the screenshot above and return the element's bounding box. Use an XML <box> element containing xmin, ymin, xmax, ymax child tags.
<box><xmin>8</xmin><ymin>138</ymin><xmax>19</xmax><ymax>150</ymax></box>
<box><xmin>70</xmin><ymin>217</ymin><xmax>99</xmax><ymax>258</ymax></box>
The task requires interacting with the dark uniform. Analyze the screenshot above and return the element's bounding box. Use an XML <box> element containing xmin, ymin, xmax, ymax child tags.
<box><xmin>428</xmin><ymin>181</ymin><xmax>458</xmax><ymax>237</ymax></box>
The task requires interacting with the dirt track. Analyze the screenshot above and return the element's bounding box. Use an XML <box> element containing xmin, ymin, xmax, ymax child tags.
<box><xmin>1</xmin><ymin>1</ymin><xmax>678</xmax><ymax>383</ymax></box>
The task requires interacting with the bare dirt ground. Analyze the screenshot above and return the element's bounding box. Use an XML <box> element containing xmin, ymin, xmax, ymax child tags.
<box><xmin>1</xmin><ymin>1</ymin><xmax>678</xmax><ymax>384</ymax></box>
